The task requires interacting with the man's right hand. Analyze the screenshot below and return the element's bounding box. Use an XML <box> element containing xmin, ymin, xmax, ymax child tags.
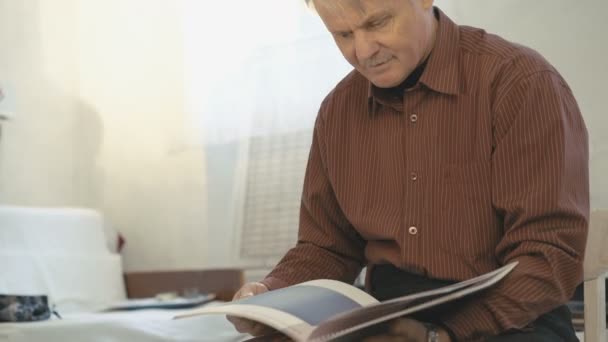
<box><xmin>227</xmin><ymin>282</ymin><xmax>276</xmax><ymax>337</ymax></box>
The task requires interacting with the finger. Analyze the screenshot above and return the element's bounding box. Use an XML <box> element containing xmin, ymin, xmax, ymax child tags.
<box><xmin>249</xmin><ymin>323</ymin><xmax>276</xmax><ymax>337</ymax></box>
<box><xmin>363</xmin><ymin>336</ymin><xmax>403</xmax><ymax>342</ymax></box>
<box><xmin>270</xmin><ymin>333</ymin><xmax>293</xmax><ymax>342</ymax></box>
<box><xmin>231</xmin><ymin>290</ymin><xmax>243</xmax><ymax>301</ymax></box>
<box><xmin>226</xmin><ymin>315</ymin><xmax>239</xmax><ymax>324</ymax></box>
<box><xmin>232</xmin><ymin>283</ymin><xmax>268</xmax><ymax>301</ymax></box>
<box><xmin>233</xmin><ymin>289</ymin><xmax>253</xmax><ymax>300</ymax></box>
<box><xmin>234</xmin><ymin>321</ymin><xmax>256</xmax><ymax>334</ymax></box>
<box><xmin>389</xmin><ymin>318</ymin><xmax>427</xmax><ymax>340</ymax></box>
<box><xmin>278</xmin><ymin>335</ymin><xmax>293</xmax><ymax>342</ymax></box>
<box><xmin>246</xmin><ymin>283</ymin><xmax>267</xmax><ymax>297</ymax></box>
<box><xmin>226</xmin><ymin>315</ymin><xmax>249</xmax><ymax>326</ymax></box>
<box><xmin>389</xmin><ymin>318</ymin><xmax>415</xmax><ymax>334</ymax></box>
<box><xmin>226</xmin><ymin>316</ymin><xmax>256</xmax><ymax>333</ymax></box>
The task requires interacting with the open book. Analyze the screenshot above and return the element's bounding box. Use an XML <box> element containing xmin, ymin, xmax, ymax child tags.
<box><xmin>175</xmin><ymin>262</ymin><xmax>517</xmax><ymax>342</ymax></box>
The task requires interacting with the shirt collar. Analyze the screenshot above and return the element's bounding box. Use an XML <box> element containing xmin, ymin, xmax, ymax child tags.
<box><xmin>367</xmin><ymin>7</ymin><xmax>462</xmax><ymax>116</ymax></box>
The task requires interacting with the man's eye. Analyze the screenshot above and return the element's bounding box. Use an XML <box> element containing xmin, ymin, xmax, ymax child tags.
<box><xmin>369</xmin><ymin>19</ymin><xmax>387</xmax><ymax>29</ymax></box>
<box><xmin>338</xmin><ymin>32</ymin><xmax>352</xmax><ymax>39</ymax></box>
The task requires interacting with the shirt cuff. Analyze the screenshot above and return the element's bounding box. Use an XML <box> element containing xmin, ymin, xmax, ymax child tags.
<box><xmin>259</xmin><ymin>276</ymin><xmax>290</xmax><ymax>291</ymax></box>
<box><xmin>440</xmin><ymin>299</ymin><xmax>501</xmax><ymax>340</ymax></box>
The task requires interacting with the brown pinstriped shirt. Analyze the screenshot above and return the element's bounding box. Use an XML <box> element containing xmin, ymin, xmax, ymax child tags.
<box><xmin>261</xmin><ymin>8</ymin><xmax>589</xmax><ymax>340</ymax></box>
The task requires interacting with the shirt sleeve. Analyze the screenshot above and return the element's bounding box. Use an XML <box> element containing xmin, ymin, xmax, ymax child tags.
<box><xmin>261</xmin><ymin>111</ymin><xmax>366</xmax><ymax>291</ymax></box>
<box><xmin>441</xmin><ymin>70</ymin><xmax>590</xmax><ymax>340</ymax></box>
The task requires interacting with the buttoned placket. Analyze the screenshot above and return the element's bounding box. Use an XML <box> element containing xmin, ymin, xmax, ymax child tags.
<box><xmin>401</xmin><ymin>87</ymin><xmax>427</xmax><ymax>267</ymax></box>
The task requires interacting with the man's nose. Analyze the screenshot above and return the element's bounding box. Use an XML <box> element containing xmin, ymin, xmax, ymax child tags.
<box><xmin>354</xmin><ymin>31</ymin><xmax>380</xmax><ymax>64</ymax></box>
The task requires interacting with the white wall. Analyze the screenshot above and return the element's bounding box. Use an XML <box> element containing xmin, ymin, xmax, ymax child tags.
<box><xmin>75</xmin><ymin>0</ymin><xmax>208</xmax><ymax>272</ymax></box>
<box><xmin>436</xmin><ymin>0</ymin><xmax>608</xmax><ymax>209</ymax></box>
<box><xmin>0</xmin><ymin>0</ymin><xmax>82</xmax><ymax>206</ymax></box>
<box><xmin>0</xmin><ymin>0</ymin><xmax>209</xmax><ymax>272</ymax></box>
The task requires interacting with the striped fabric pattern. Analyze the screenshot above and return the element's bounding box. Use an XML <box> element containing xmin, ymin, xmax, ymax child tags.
<box><xmin>261</xmin><ymin>8</ymin><xmax>589</xmax><ymax>340</ymax></box>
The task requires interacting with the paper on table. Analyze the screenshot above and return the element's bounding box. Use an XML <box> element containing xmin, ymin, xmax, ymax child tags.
<box><xmin>106</xmin><ymin>294</ymin><xmax>216</xmax><ymax>311</ymax></box>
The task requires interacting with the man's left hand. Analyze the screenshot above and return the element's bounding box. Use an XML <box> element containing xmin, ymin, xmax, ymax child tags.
<box><xmin>362</xmin><ymin>318</ymin><xmax>452</xmax><ymax>342</ymax></box>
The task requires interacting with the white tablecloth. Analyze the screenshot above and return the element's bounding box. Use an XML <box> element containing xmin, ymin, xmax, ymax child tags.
<box><xmin>0</xmin><ymin>303</ymin><xmax>248</xmax><ymax>342</ymax></box>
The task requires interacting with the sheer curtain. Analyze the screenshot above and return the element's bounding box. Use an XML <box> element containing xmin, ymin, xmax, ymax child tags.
<box><xmin>182</xmin><ymin>0</ymin><xmax>353</xmax><ymax>271</ymax></box>
<box><xmin>183</xmin><ymin>0</ymin><xmax>351</xmax><ymax>144</ymax></box>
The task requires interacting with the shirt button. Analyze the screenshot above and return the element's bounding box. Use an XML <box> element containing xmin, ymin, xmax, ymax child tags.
<box><xmin>410</xmin><ymin>114</ymin><xmax>418</xmax><ymax>123</ymax></box>
<box><xmin>408</xmin><ymin>226</ymin><xmax>418</xmax><ymax>235</ymax></box>
<box><xmin>410</xmin><ymin>172</ymin><xmax>418</xmax><ymax>181</ymax></box>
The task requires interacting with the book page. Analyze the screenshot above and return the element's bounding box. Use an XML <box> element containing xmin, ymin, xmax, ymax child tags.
<box><xmin>174</xmin><ymin>280</ymin><xmax>377</xmax><ymax>341</ymax></box>
<box><xmin>296</xmin><ymin>280</ymin><xmax>378</xmax><ymax>306</ymax></box>
<box><xmin>177</xmin><ymin>303</ymin><xmax>313</xmax><ymax>341</ymax></box>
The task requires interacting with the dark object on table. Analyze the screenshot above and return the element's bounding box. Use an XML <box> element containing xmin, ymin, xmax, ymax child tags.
<box><xmin>0</xmin><ymin>294</ymin><xmax>54</xmax><ymax>322</ymax></box>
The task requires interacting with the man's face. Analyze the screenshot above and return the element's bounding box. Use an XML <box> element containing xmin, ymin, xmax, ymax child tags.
<box><xmin>314</xmin><ymin>0</ymin><xmax>435</xmax><ymax>88</ymax></box>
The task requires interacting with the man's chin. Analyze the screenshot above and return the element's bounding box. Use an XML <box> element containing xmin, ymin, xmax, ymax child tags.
<box><xmin>366</xmin><ymin>68</ymin><xmax>412</xmax><ymax>88</ymax></box>
<box><xmin>370</xmin><ymin>77</ymin><xmax>402</xmax><ymax>89</ymax></box>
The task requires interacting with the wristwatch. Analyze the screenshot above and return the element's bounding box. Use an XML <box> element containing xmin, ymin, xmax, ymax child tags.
<box><xmin>425</xmin><ymin>323</ymin><xmax>440</xmax><ymax>342</ymax></box>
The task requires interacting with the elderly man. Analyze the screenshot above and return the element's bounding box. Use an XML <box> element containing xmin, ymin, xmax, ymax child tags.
<box><xmin>230</xmin><ymin>0</ymin><xmax>589</xmax><ymax>341</ymax></box>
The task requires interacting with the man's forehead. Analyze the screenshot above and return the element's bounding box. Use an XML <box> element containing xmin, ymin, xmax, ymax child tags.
<box><xmin>314</xmin><ymin>0</ymin><xmax>398</xmax><ymax>14</ymax></box>
<box><xmin>314</xmin><ymin>0</ymin><xmax>398</xmax><ymax>25</ymax></box>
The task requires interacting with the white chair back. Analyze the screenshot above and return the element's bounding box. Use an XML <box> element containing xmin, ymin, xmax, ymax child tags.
<box><xmin>583</xmin><ymin>210</ymin><xmax>608</xmax><ymax>342</ymax></box>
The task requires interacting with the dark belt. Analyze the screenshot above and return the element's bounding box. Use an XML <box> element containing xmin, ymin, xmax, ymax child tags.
<box><xmin>370</xmin><ymin>263</ymin><xmax>456</xmax><ymax>301</ymax></box>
